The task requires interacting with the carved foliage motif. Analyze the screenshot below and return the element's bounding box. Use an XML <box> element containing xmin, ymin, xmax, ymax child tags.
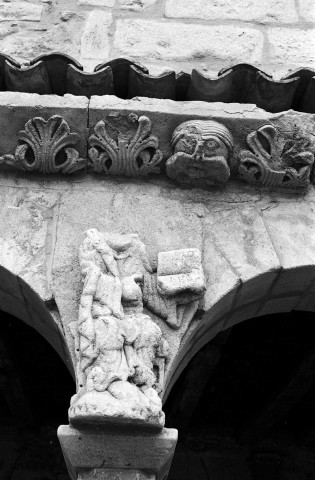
<box><xmin>238</xmin><ymin>125</ymin><xmax>314</xmax><ymax>188</ymax></box>
<box><xmin>166</xmin><ymin>120</ymin><xmax>234</xmax><ymax>186</ymax></box>
<box><xmin>0</xmin><ymin>115</ymin><xmax>86</xmax><ymax>174</ymax></box>
<box><xmin>70</xmin><ymin>229</ymin><xmax>205</xmax><ymax>428</ymax></box>
<box><xmin>89</xmin><ymin>114</ymin><xmax>163</xmax><ymax>176</ymax></box>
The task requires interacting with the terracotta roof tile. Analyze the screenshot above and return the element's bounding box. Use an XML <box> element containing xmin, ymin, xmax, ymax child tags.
<box><xmin>1</xmin><ymin>52</ymin><xmax>314</xmax><ymax>113</ymax></box>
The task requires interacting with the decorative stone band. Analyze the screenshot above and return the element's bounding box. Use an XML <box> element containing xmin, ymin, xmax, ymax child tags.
<box><xmin>0</xmin><ymin>94</ymin><xmax>314</xmax><ymax>190</ymax></box>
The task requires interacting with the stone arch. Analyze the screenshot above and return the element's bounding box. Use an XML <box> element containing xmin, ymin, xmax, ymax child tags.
<box><xmin>0</xmin><ymin>264</ymin><xmax>74</xmax><ymax>378</ymax></box>
<box><xmin>164</xmin><ymin>264</ymin><xmax>315</xmax><ymax>401</ymax></box>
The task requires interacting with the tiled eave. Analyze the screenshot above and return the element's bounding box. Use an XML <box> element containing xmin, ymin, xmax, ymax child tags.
<box><xmin>0</xmin><ymin>52</ymin><xmax>314</xmax><ymax>114</ymax></box>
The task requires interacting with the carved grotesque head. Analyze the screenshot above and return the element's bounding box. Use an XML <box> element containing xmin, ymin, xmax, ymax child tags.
<box><xmin>166</xmin><ymin>120</ymin><xmax>234</xmax><ymax>185</ymax></box>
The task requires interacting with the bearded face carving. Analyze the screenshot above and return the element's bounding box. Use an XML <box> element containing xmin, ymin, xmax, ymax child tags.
<box><xmin>166</xmin><ymin>120</ymin><xmax>234</xmax><ymax>186</ymax></box>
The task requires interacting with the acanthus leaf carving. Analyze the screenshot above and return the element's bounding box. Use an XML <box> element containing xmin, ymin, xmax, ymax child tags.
<box><xmin>69</xmin><ymin>229</ymin><xmax>205</xmax><ymax>428</ymax></box>
<box><xmin>238</xmin><ymin>124</ymin><xmax>314</xmax><ymax>189</ymax></box>
<box><xmin>0</xmin><ymin>115</ymin><xmax>86</xmax><ymax>174</ymax></box>
<box><xmin>88</xmin><ymin>114</ymin><xmax>163</xmax><ymax>176</ymax></box>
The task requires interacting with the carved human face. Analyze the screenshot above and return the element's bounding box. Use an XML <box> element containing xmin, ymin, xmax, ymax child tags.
<box><xmin>166</xmin><ymin>120</ymin><xmax>233</xmax><ymax>186</ymax></box>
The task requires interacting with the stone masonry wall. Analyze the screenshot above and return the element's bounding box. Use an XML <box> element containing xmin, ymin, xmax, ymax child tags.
<box><xmin>0</xmin><ymin>0</ymin><xmax>314</xmax><ymax>77</ymax></box>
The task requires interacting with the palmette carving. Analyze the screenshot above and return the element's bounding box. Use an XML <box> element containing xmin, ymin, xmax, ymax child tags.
<box><xmin>0</xmin><ymin>115</ymin><xmax>86</xmax><ymax>173</ymax></box>
<box><xmin>88</xmin><ymin>114</ymin><xmax>162</xmax><ymax>176</ymax></box>
<box><xmin>69</xmin><ymin>230</ymin><xmax>205</xmax><ymax>428</ymax></box>
<box><xmin>238</xmin><ymin>125</ymin><xmax>314</xmax><ymax>188</ymax></box>
<box><xmin>166</xmin><ymin>120</ymin><xmax>234</xmax><ymax>186</ymax></box>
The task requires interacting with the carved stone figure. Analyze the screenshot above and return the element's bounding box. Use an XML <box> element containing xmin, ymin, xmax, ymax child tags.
<box><xmin>0</xmin><ymin>115</ymin><xmax>86</xmax><ymax>173</ymax></box>
<box><xmin>88</xmin><ymin>113</ymin><xmax>162</xmax><ymax>176</ymax></box>
<box><xmin>166</xmin><ymin>119</ymin><xmax>234</xmax><ymax>186</ymax></box>
<box><xmin>238</xmin><ymin>125</ymin><xmax>314</xmax><ymax>188</ymax></box>
<box><xmin>69</xmin><ymin>229</ymin><xmax>205</xmax><ymax>428</ymax></box>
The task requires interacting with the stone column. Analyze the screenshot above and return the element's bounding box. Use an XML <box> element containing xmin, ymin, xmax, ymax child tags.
<box><xmin>58</xmin><ymin>425</ymin><xmax>178</xmax><ymax>480</ymax></box>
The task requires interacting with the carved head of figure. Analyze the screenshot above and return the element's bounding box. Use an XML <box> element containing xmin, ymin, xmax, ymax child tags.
<box><xmin>166</xmin><ymin>120</ymin><xmax>234</xmax><ymax>185</ymax></box>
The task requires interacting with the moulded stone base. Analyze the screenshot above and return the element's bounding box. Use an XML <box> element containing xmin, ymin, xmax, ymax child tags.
<box><xmin>58</xmin><ymin>424</ymin><xmax>178</xmax><ymax>480</ymax></box>
<box><xmin>69</xmin><ymin>383</ymin><xmax>165</xmax><ymax>429</ymax></box>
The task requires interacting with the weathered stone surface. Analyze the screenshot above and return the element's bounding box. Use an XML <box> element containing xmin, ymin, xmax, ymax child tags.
<box><xmin>69</xmin><ymin>229</ymin><xmax>169</xmax><ymax>429</ymax></box>
<box><xmin>1</xmin><ymin>116</ymin><xmax>86</xmax><ymax>174</ymax></box>
<box><xmin>114</xmin><ymin>20</ymin><xmax>264</xmax><ymax>63</ymax></box>
<box><xmin>119</xmin><ymin>0</ymin><xmax>157</xmax><ymax>10</ymax></box>
<box><xmin>89</xmin><ymin>114</ymin><xmax>162</xmax><ymax>177</ymax></box>
<box><xmin>81</xmin><ymin>10</ymin><xmax>112</xmax><ymax>60</ymax></box>
<box><xmin>58</xmin><ymin>425</ymin><xmax>178</xmax><ymax>478</ymax></box>
<box><xmin>79</xmin><ymin>0</ymin><xmax>115</xmax><ymax>6</ymax></box>
<box><xmin>238</xmin><ymin>124</ymin><xmax>314</xmax><ymax>189</ymax></box>
<box><xmin>298</xmin><ymin>0</ymin><xmax>315</xmax><ymax>21</ymax></box>
<box><xmin>157</xmin><ymin>248</ymin><xmax>205</xmax><ymax>296</ymax></box>
<box><xmin>165</xmin><ymin>0</ymin><xmax>298</xmax><ymax>23</ymax></box>
<box><xmin>0</xmin><ymin>186</ymin><xmax>60</xmax><ymax>301</ymax></box>
<box><xmin>166</xmin><ymin>119</ymin><xmax>234</xmax><ymax>186</ymax></box>
<box><xmin>0</xmin><ymin>2</ymin><xmax>43</xmax><ymax>22</ymax></box>
<box><xmin>268</xmin><ymin>28</ymin><xmax>315</xmax><ymax>66</ymax></box>
<box><xmin>0</xmin><ymin>93</ymin><xmax>89</xmax><ymax>159</ymax></box>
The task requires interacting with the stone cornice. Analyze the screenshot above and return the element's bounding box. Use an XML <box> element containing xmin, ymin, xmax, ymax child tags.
<box><xmin>0</xmin><ymin>92</ymin><xmax>314</xmax><ymax>190</ymax></box>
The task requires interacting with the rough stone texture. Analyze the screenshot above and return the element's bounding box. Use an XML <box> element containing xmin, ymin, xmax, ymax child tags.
<box><xmin>165</xmin><ymin>0</ymin><xmax>298</xmax><ymax>23</ymax></box>
<box><xmin>0</xmin><ymin>2</ymin><xmax>43</xmax><ymax>22</ymax></box>
<box><xmin>119</xmin><ymin>0</ymin><xmax>158</xmax><ymax>11</ymax></box>
<box><xmin>58</xmin><ymin>425</ymin><xmax>178</xmax><ymax>479</ymax></box>
<box><xmin>0</xmin><ymin>0</ymin><xmax>311</xmax><ymax>73</ymax></box>
<box><xmin>114</xmin><ymin>20</ymin><xmax>264</xmax><ymax>64</ymax></box>
<box><xmin>79</xmin><ymin>0</ymin><xmax>115</xmax><ymax>6</ymax></box>
<box><xmin>0</xmin><ymin>92</ymin><xmax>89</xmax><ymax>158</ymax></box>
<box><xmin>268</xmin><ymin>28</ymin><xmax>315</xmax><ymax>66</ymax></box>
<box><xmin>298</xmin><ymin>0</ymin><xmax>315</xmax><ymax>21</ymax></box>
<box><xmin>81</xmin><ymin>10</ymin><xmax>112</xmax><ymax>61</ymax></box>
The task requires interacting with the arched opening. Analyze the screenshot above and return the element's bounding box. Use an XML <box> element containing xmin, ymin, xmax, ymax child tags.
<box><xmin>0</xmin><ymin>266</ymin><xmax>74</xmax><ymax>377</ymax></box>
<box><xmin>165</xmin><ymin>310</ymin><xmax>315</xmax><ymax>480</ymax></box>
<box><xmin>0</xmin><ymin>310</ymin><xmax>75</xmax><ymax>479</ymax></box>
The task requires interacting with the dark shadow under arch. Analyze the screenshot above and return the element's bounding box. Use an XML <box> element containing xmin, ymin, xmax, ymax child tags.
<box><xmin>165</xmin><ymin>310</ymin><xmax>315</xmax><ymax>480</ymax></box>
<box><xmin>0</xmin><ymin>265</ymin><xmax>74</xmax><ymax>378</ymax></box>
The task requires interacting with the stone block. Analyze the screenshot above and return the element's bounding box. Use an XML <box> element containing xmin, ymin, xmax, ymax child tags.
<box><xmin>81</xmin><ymin>10</ymin><xmax>112</xmax><ymax>60</ymax></box>
<box><xmin>0</xmin><ymin>92</ymin><xmax>88</xmax><ymax>159</ymax></box>
<box><xmin>58</xmin><ymin>425</ymin><xmax>177</xmax><ymax>479</ymax></box>
<box><xmin>0</xmin><ymin>2</ymin><xmax>43</xmax><ymax>21</ymax></box>
<box><xmin>78</xmin><ymin>0</ymin><xmax>115</xmax><ymax>6</ymax></box>
<box><xmin>268</xmin><ymin>28</ymin><xmax>315</xmax><ymax>66</ymax></box>
<box><xmin>223</xmin><ymin>301</ymin><xmax>261</xmax><ymax>330</ymax></box>
<box><xmin>165</xmin><ymin>0</ymin><xmax>298</xmax><ymax>23</ymax></box>
<box><xmin>0</xmin><ymin>185</ymin><xmax>62</xmax><ymax>301</ymax></box>
<box><xmin>119</xmin><ymin>0</ymin><xmax>157</xmax><ymax>10</ymax></box>
<box><xmin>204</xmin><ymin>206</ymin><xmax>280</xmax><ymax>308</ymax></box>
<box><xmin>157</xmin><ymin>248</ymin><xmax>205</xmax><ymax>296</ymax></box>
<box><xmin>261</xmin><ymin>202</ymin><xmax>315</xmax><ymax>271</ymax></box>
<box><xmin>114</xmin><ymin>20</ymin><xmax>264</xmax><ymax>64</ymax></box>
<box><xmin>298</xmin><ymin>0</ymin><xmax>315</xmax><ymax>21</ymax></box>
<box><xmin>257</xmin><ymin>295</ymin><xmax>300</xmax><ymax>317</ymax></box>
<box><xmin>0</xmin><ymin>287</ymin><xmax>32</xmax><ymax>326</ymax></box>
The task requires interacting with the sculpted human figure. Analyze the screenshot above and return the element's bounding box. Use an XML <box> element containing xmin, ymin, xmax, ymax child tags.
<box><xmin>69</xmin><ymin>229</ymin><xmax>168</xmax><ymax>428</ymax></box>
<box><xmin>166</xmin><ymin>119</ymin><xmax>234</xmax><ymax>186</ymax></box>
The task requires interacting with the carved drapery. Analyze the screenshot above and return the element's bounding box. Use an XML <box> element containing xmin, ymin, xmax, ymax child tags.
<box><xmin>69</xmin><ymin>229</ymin><xmax>205</xmax><ymax>429</ymax></box>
